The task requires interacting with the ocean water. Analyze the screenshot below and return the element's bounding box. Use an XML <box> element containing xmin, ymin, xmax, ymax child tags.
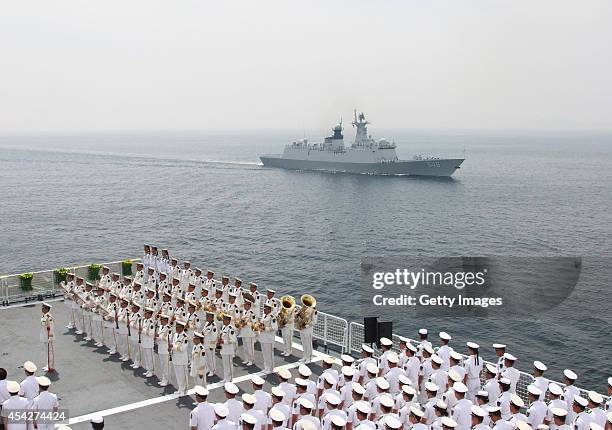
<box><xmin>0</xmin><ymin>130</ymin><xmax>610</xmax><ymax>391</ymax></box>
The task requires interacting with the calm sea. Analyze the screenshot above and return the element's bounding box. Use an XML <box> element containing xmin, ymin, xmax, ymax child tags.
<box><xmin>0</xmin><ymin>129</ymin><xmax>610</xmax><ymax>390</ymax></box>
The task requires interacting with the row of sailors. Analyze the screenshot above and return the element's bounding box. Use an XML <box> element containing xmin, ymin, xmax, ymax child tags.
<box><xmin>188</xmin><ymin>356</ymin><xmax>612</xmax><ymax>430</ymax></box>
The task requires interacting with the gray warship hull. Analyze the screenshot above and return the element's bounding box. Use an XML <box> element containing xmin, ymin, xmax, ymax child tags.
<box><xmin>260</xmin><ymin>155</ymin><xmax>464</xmax><ymax>177</ymax></box>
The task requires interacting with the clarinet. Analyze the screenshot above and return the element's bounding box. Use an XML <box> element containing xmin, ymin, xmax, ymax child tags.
<box><xmin>115</xmin><ymin>304</ymin><xmax>119</xmax><ymax>330</ymax></box>
<box><xmin>127</xmin><ymin>311</ymin><xmax>131</xmax><ymax>337</ymax></box>
<box><xmin>138</xmin><ymin>317</ymin><xmax>142</xmax><ymax>344</ymax></box>
<box><xmin>168</xmin><ymin>332</ymin><xmax>173</xmax><ymax>362</ymax></box>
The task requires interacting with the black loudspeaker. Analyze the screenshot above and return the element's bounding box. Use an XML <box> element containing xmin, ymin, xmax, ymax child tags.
<box><xmin>363</xmin><ymin>316</ymin><xmax>379</xmax><ymax>344</ymax></box>
<box><xmin>377</xmin><ymin>321</ymin><xmax>393</xmax><ymax>347</ymax></box>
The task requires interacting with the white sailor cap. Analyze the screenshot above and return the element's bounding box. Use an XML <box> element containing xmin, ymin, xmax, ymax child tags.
<box><xmin>362</xmin><ymin>344</ymin><xmax>374</xmax><ymax>353</ymax></box>
<box><xmin>466</xmin><ymin>341</ymin><xmax>479</xmax><ymax>349</ymax></box>
<box><xmin>42</xmin><ymin>302</ymin><xmax>52</xmax><ymax>308</ymax></box>
<box><xmin>387</xmin><ymin>352</ymin><xmax>399</xmax><ymax>364</ymax></box>
<box><xmin>145</xmin><ymin>306</ymin><xmax>155</xmax><ymax>313</ymax></box>
<box><xmin>406</xmin><ymin>343</ymin><xmax>418</xmax><ymax>353</ymax></box>
<box><xmin>384</xmin><ymin>415</ymin><xmax>402</xmax><ymax>429</ymax></box>
<box><xmin>376</xmin><ymin>377</ymin><xmax>390</xmax><ymax>390</ymax></box>
<box><xmin>380</xmin><ymin>394</ymin><xmax>394</xmax><ymax>408</ymax></box>
<box><xmin>487</xmin><ymin>406</ymin><xmax>501</xmax><ymax>414</ymax></box>
<box><xmin>485</xmin><ymin>363</ymin><xmax>498</xmax><ymax>374</ymax></box>
<box><xmin>326</xmin><ymin>394</ymin><xmax>342</xmax><ymax>408</ymax></box>
<box><xmin>608</xmin><ymin>377</ymin><xmax>612</xmax><ymax>386</ymax></box>
<box><xmin>331</xmin><ymin>415</ymin><xmax>347</xmax><ymax>428</ymax></box>
<box><xmin>548</xmin><ymin>383</ymin><xmax>563</xmax><ymax>395</ymax></box>
<box><xmin>36</xmin><ymin>376</ymin><xmax>51</xmax><ymax>387</ymax></box>
<box><xmin>6</xmin><ymin>380</ymin><xmax>19</xmax><ymax>393</ymax></box>
<box><xmin>352</xmin><ymin>382</ymin><xmax>366</xmax><ymax>395</ymax></box>
<box><xmin>175</xmin><ymin>320</ymin><xmax>186</xmax><ymax>326</ymax></box>
<box><xmin>398</xmin><ymin>374</ymin><xmax>412</xmax><ymax>386</ymax></box>
<box><xmin>471</xmin><ymin>405</ymin><xmax>486</xmax><ymax>417</ymax></box>
<box><xmin>90</xmin><ymin>416</ymin><xmax>104</xmax><ymax>424</ymax></box>
<box><xmin>441</xmin><ymin>417</ymin><xmax>458</xmax><ymax>428</ymax></box>
<box><xmin>242</xmin><ymin>393</ymin><xmax>256</xmax><ymax>404</ymax></box>
<box><xmin>589</xmin><ymin>424</ymin><xmax>604</xmax><ymax>430</ymax></box>
<box><xmin>551</xmin><ymin>407</ymin><xmax>568</xmax><ymax>417</ymax></box>
<box><xmin>234</xmin><ymin>277</ymin><xmax>242</xmax><ymax>283</ymax></box>
<box><xmin>402</xmin><ymin>385</ymin><xmax>417</xmax><ymax>395</ymax></box>
<box><xmin>424</xmin><ymin>345</ymin><xmax>435</xmax><ymax>355</ymax></box>
<box><xmin>477</xmin><ymin>390</ymin><xmax>489</xmax><ymax>398</ymax></box>
<box><xmin>492</xmin><ymin>343</ymin><xmax>506</xmax><ymax>349</ymax></box>
<box><xmin>380</xmin><ymin>337</ymin><xmax>393</xmax><ymax>346</ymax></box>
<box><xmin>511</xmin><ymin>394</ymin><xmax>525</xmax><ymax>407</ymax></box>
<box><xmin>159</xmin><ymin>271</ymin><xmax>167</xmax><ymax>276</ymax></box>
<box><xmin>366</xmin><ymin>363</ymin><xmax>379</xmax><ymax>374</ymax></box>
<box><xmin>449</xmin><ymin>350</ymin><xmax>462</xmax><ymax>361</ymax></box>
<box><xmin>538</xmin><ymin>425</ymin><xmax>549</xmax><ymax>430</ymax></box>
<box><xmin>298</xmin><ymin>397</ymin><xmax>314</xmax><ymax>409</ymax></box>
<box><xmin>266</xmin><ymin>288</ymin><xmax>275</xmax><ymax>294</ymax></box>
<box><xmin>160</xmin><ymin>314</ymin><xmax>170</xmax><ymax>319</ymax></box>
<box><xmin>251</xmin><ymin>375</ymin><xmax>265</xmax><ymax>385</ymax></box>
<box><xmin>587</xmin><ymin>390</ymin><xmax>603</xmax><ymax>404</ymax></box>
<box><xmin>172</xmin><ymin>277</ymin><xmax>180</xmax><ymax>282</ymax></box>
<box><xmin>341</xmin><ymin>354</ymin><xmax>355</xmax><ymax>363</ymax></box>
<box><xmin>295</xmin><ymin>377</ymin><xmax>308</xmax><ymax>387</ymax></box>
<box><xmin>503</xmin><ymin>353</ymin><xmax>517</xmax><ymax>361</ymax></box>
<box><xmin>453</xmin><ymin>382</ymin><xmax>468</xmax><ymax>393</ymax></box>
<box><xmin>277</xmin><ymin>368</ymin><xmax>291</xmax><ymax>380</ymax></box>
<box><xmin>527</xmin><ymin>385</ymin><xmax>543</xmax><ymax>396</ymax></box>
<box><xmin>516</xmin><ymin>421</ymin><xmax>532</xmax><ymax>430</ymax></box>
<box><xmin>228</xmin><ymin>292</ymin><xmax>238</xmax><ymax>298</ymax></box>
<box><xmin>342</xmin><ymin>366</ymin><xmax>356</xmax><ymax>377</ymax></box>
<box><xmin>24</xmin><ymin>361</ymin><xmax>37</xmax><ymax>373</ymax></box>
<box><xmin>214</xmin><ymin>404</ymin><xmax>229</xmax><ymax>418</ymax></box>
<box><xmin>241</xmin><ymin>413</ymin><xmax>258</xmax><ymax>425</ymax></box>
<box><xmin>224</xmin><ymin>382</ymin><xmax>239</xmax><ymax>394</ymax></box>
<box><xmin>271</xmin><ymin>386</ymin><xmax>285</xmax><ymax>398</ymax></box>
<box><xmin>323</xmin><ymin>356</ymin><xmax>336</xmax><ymax>365</ymax></box>
<box><xmin>398</xmin><ymin>336</ymin><xmax>409</xmax><ymax>343</ymax></box>
<box><xmin>249</xmin><ymin>282</ymin><xmax>257</xmax><ymax>287</ymax></box>
<box><xmin>355</xmin><ymin>400</ymin><xmax>371</xmax><ymax>415</ymax></box>
<box><xmin>425</xmin><ymin>381</ymin><xmax>439</xmax><ymax>392</ymax></box>
<box><xmin>564</xmin><ymin>369</ymin><xmax>578</xmax><ymax>380</ymax></box>
<box><xmin>163</xmin><ymin>291</ymin><xmax>172</xmax><ymax>297</ymax></box>
<box><xmin>448</xmin><ymin>368</ymin><xmax>462</xmax><ymax>382</ymax></box>
<box><xmin>298</xmin><ymin>364</ymin><xmax>312</xmax><ymax>377</ymax></box>
<box><xmin>534</xmin><ymin>360</ymin><xmax>547</xmax><ymax>371</ymax></box>
<box><xmin>499</xmin><ymin>377</ymin><xmax>511</xmax><ymax>386</ymax></box>
<box><xmin>419</xmin><ymin>328</ymin><xmax>428</xmax><ymax>335</ymax></box>
<box><xmin>409</xmin><ymin>405</ymin><xmax>425</xmax><ymax>418</ymax></box>
<box><xmin>573</xmin><ymin>395</ymin><xmax>588</xmax><ymax>407</ymax></box>
<box><xmin>439</xmin><ymin>331</ymin><xmax>452</xmax><ymax>340</ymax></box>
<box><xmin>436</xmin><ymin>399</ymin><xmax>448</xmax><ymax>409</ymax></box>
<box><xmin>431</xmin><ymin>354</ymin><xmax>443</xmax><ymax>365</ymax></box>
<box><xmin>194</xmin><ymin>385</ymin><xmax>209</xmax><ymax>396</ymax></box>
<box><xmin>324</xmin><ymin>373</ymin><xmax>337</xmax><ymax>385</ymax></box>
<box><xmin>183</xmin><ymin>260</ymin><xmax>191</xmax><ymax>265</ymax></box>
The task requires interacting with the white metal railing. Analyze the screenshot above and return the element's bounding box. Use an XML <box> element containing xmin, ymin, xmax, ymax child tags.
<box><xmin>0</xmin><ymin>259</ymin><xmax>140</xmax><ymax>306</ymax></box>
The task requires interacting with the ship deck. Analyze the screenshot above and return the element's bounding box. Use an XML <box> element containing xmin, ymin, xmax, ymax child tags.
<box><xmin>0</xmin><ymin>300</ymin><xmax>328</xmax><ymax>429</ymax></box>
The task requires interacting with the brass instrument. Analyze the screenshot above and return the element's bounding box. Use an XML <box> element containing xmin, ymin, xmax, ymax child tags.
<box><xmin>215</xmin><ymin>310</ymin><xmax>227</xmax><ymax>322</ymax></box>
<box><xmin>277</xmin><ymin>295</ymin><xmax>296</xmax><ymax>329</ymax></box>
<box><xmin>251</xmin><ymin>320</ymin><xmax>265</xmax><ymax>332</ymax></box>
<box><xmin>295</xmin><ymin>294</ymin><xmax>316</xmax><ymax>330</ymax></box>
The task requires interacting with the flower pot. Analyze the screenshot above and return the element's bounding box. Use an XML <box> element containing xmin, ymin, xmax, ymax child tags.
<box><xmin>19</xmin><ymin>274</ymin><xmax>33</xmax><ymax>291</ymax></box>
<box><xmin>53</xmin><ymin>269</ymin><xmax>68</xmax><ymax>285</ymax></box>
<box><xmin>88</xmin><ymin>265</ymin><xmax>101</xmax><ymax>281</ymax></box>
<box><xmin>122</xmin><ymin>260</ymin><xmax>133</xmax><ymax>277</ymax></box>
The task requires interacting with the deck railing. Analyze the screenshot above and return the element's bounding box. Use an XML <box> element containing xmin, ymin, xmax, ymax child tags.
<box><xmin>1</xmin><ymin>260</ymin><xmax>608</xmax><ymax>404</ymax></box>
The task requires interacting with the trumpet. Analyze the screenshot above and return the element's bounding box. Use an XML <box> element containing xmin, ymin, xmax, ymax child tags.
<box><xmin>251</xmin><ymin>320</ymin><xmax>265</xmax><ymax>332</ymax></box>
<box><xmin>295</xmin><ymin>294</ymin><xmax>316</xmax><ymax>330</ymax></box>
<box><xmin>277</xmin><ymin>295</ymin><xmax>295</xmax><ymax>329</ymax></box>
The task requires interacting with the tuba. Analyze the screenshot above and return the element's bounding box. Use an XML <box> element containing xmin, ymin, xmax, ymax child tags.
<box><xmin>277</xmin><ymin>295</ymin><xmax>295</xmax><ymax>329</ymax></box>
<box><xmin>295</xmin><ymin>294</ymin><xmax>316</xmax><ymax>330</ymax></box>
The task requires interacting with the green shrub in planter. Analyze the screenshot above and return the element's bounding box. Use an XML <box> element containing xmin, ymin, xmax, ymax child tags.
<box><xmin>19</xmin><ymin>273</ymin><xmax>34</xmax><ymax>291</ymax></box>
<box><xmin>122</xmin><ymin>260</ymin><xmax>133</xmax><ymax>276</ymax></box>
<box><xmin>53</xmin><ymin>267</ymin><xmax>69</xmax><ymax>284</ymax></box>
<box><xmin>88</xmin><ymin>264</ymin><xmax>102</xmax><ymax>281</ymax></box>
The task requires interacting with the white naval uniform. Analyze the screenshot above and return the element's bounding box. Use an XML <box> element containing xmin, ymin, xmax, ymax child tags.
<box><xmin>1</xmin><ymin>395</ymin><xmax>31</xmax><ymax>430</ymax></box>
<box><xmin>501</xmin><ymin>366</ymin><xmax>520</xmax><ymax>394</ymax></box>
<box><xmin>103</xmin><ymin>301</ymin><xmax>119</xmax><ymax>353</ymax></box>
<box><xmin>92</xmin><ymin>294</ymin><xmax>106</xmax><ymax>345</ymax></box>
<box><xmin>128</xmin><ymin>311</ymin><xmax>143</xmax><ymax>366</ymax></box>
<box><xmin>157</xmin><ymin>323</ymin><xmax>171</xmax><ymax>384</ymax></box>
<box><xmin>191</xmin><ymin>343</ymin><xmax>207</xmax><ymax>387</ymax></box>
<box><xmin>238</xmin><ymin>308</ymin><xmax>258</xmax><ymax>364</ymax></box>
<box><xmin>281</xmin><ymin>307</ymin><xmax>296</xmax><ymax>355</ymax></box>
<box><xmin>141</xmin><ymin>317</ymin><xmax>156</xmax><ymax>374</ymax></box>
<box><xmin>172</xmin><ymin>330</ymin><xmax>190</xmax><ymax>394</ymax></box>
<box><xmin>20</xmin><ymin>375</ymin><xmax>39</xmax><ymax>400</ymax></box>
<box><xmin>117</xmin><ymin>307</ymin><xmax>130</xmax><ymax>359</ymax></box>
<box><xmin>190</xmin><ymin>401</ymin><xmax>216</xmax><ymax>430</ymax></box>
<box><xmin>40</xmin><ymin>311</ymin><xmax>55</xmax><ymax>370</ymax></box>
<box><xmin>298</xmin><ymin>307</ymin><xmax>317</xmax><ymax>363</ymax></box>
<box><xmin>61</xmin><ymin>280</ymin><xmax>75</xmax><ymax>328</ymax></box>
<box><xmin>452</xmin><ymin>398</ymin><xmax>474</xmax><ymax>430</ymax></box>
<box><xmin>483</xmin><ymin>378</ymin><xmax>501</xmax><ymax>405</ymax></box>
<box><xmin>30</xmin><ymin>390</ymin><xmax>59</xmax><ymax>430</ymax></box>
<box><xmin>464</xmin><ymin>354</ymin><xmax>484</xmax><ymax>400</ymax></box>
<box><xmin>82</xmin><ymin>290</ymin><xmax>95</xmax><ymax>340</ymax></box>
<box><xmin>220</xmin><ymin>323</ymin><xmax>238</xmax><ymax>382</ymax></box>
<box><xmin>72</xmin><ymin>283</ymin><xmax>85</xmax><ymax>333</ymax></box>
<box><xmin>258</xmin><ymin>313</ymin><xmax>278</xmax><ymax>372</ymax></box>
<box><xmin>202</xmin><ymin>320</ymin><xmax>218</xmax><ymax>375</ymax></box>
<box><xmin>527</xmin><ymin>399</ymin><xmax>548</xmax><ymax>428</ymax></box>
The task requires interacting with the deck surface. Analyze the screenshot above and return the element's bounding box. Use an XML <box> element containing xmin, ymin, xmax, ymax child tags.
<box><xmin>0</xmin><ymin>299</ymin><xmax>330</xmax><ymax>429</ymax></box>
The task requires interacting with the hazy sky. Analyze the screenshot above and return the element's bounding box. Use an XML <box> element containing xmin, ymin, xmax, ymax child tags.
<box><xmin>1</xmin><ymin>0</ymin><xmax>611</xmax><ymax>132</ymax></box>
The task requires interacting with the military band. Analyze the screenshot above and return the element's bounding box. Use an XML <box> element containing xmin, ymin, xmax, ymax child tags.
<box><xmin>57</xmin><ymin>251</ymin><xmax>318</xmax><ymax>397</ymax></box>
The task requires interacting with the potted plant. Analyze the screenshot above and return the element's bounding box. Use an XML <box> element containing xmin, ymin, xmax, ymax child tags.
<box><xmin>121</xmin><ymin>259</ymin><xmax>133</xmax><ymax>276</ymax></box>
<box><xmin>88</xmin><ymin>263</ymin><xmax>102</xmax><ymax>281</ymax></box>
<box><xmin>53</xmin><ymin>267</ymin><xmax>69</xmax><ymax>285</ymax></box>
<box><xmin>19</xmin><ymin>273</ymin><xmax>34</xmax><ymax>291</ymax></box>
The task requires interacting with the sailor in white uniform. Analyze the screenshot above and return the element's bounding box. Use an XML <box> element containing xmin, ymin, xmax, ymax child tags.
<box><xmin>587</xmin><ymin>391</ymin><xmax>607</xmax><ymax>428</ymax></box>
<box><xmin>81</xmin><ymin>282</ymin><xmax>95</xmax><ymax>341</ymax></box>
<box><xmin>532</xmin><ymin>361</ymin><xmax>549</xmax><ymax>401</ymax></box>
<box><xmin>156</xmin><ymin>314</ymin><xmax>171</xmax><ymax>387</ymax></box>
<box><xmin>437</xmin><ymin>332</ymin><xmax>453</xmax><ymax>370</ymax></box>
<box><xmin>223</xmin><ymin>382</ymin><xmax>244</xmax><ymax>423</ymax></box>
<box><xmin>407</xmin><ymin>405</ymin><xmax>428</xmax><ymax>430</ymax></box>
<box><xmin>545</xmin><ymin>383</ymin><xmax>567</xmax><ymax>425</ymax></box>
<box><xmin>219</xmin><ymin>314</ymin><xmax>238</xmax><ymax>382</ymax></box>
<box><xmin>571</xmin><ymin>395</ymin><xmax>593</xmax><ymax>430</ymax></box>
<box><xmin>500</xmin><ymin>353</ymin><xmax>519</xmax><ymax>394</ymax></box>
<box><xmin>180</xmin><ymin>261</ymin><xmax>194</xmax><ymax>290</ymax></box>
<box><xmin>2</xmin><ymin>380</ymin><xmax>30</xmax><ymax>430</ymax></box>
<box><xmin>258</xmin><ymin>303</ymin><xmax>278</xmax><ymax>374</ymax></box>
<box><xmin>128</xmin><ymin>302</ymin><xmax>143</xmax><ymax>368</ymax></box>
<box><xmin>72</xmin><ymin>276</ymin><xmax>86</xmax><ymax>334</ymax></box>
<box><xmin>526</xmin><ymin>385</ymin><xmax>547</xmax><ymax>428</ymax></box>
<box><xmin>190</xmin><ymin>386</ymin><xmax>215</xmax><ymax>430</ymax></box>
<box><xmin>190</xmin><ymin>332</ymin><xmax>207</xmax><ymax>388</ymax></box>
<box><xmin>40</xmin><ymin>303</ymin><xmax>55</xmax><ymax>372</ymax></box>
<box><xmin>102</xmin><ymin>292</ymin><xmax>119</xmax><ymax>354</ymax></box>
<box><xmin>464</xmin><ymin>342</ymin><xmax>483</xmax><ymax>401</ymax></box>
<box><xmin>202</xmin><ymin>311</ymin><xmax>218</xmax><ymax>376</ymax></box>
<box><xmin>92</xmin><ymin>286</ymin><xmax>106</xmax><ymax>347</ymax></box>
<box><xmin>496</xmin><ymin>378</ymin><xmax>513</xmax><ymax>419</ymax></box>
<box><xmin>563</xmin><ymin>369</ymin><xmax>580</xmax><ymax>418</ymax></box>
<box><xmin>171</xmin><ymin>320</ymin><xmax>189</xmax><ymax>395</ymax></box>
<box><xmin>251</xmin><ymin>374</ymin><xmax>272</xmax><ymax>412</ymax></box>
<box><xmin>264</xmin><ymin>289</ymin><xmax>280</xmax><ymax>315</ymax></box>
<box><xmin>508</xmin><ymin>394</ymin><xmax>528</xmax><ymax>425</ymax></box>
<box><xmin>143</xmin><ymin>244</ymin><xmax>151</xmax><ymax>271</ymax></box>
<box><xmin>471</xmin><ymin>405</ymin><xmax>490</xmax><ymax>430</ymax></box>
<box><xmin>488</xmin><ymin>406</ymin><xmax>512</xmax><ymax>430</ymax></box>
<box><xmin>61</xmin><ymin>273</ymin><xmax>76</xmax><ymax>329</ymax></box>
<box><xmin>140</xmin><ymin>307</ymin><xmax>156</xmax><ymax>377</ymax></box>
<box><xmin>212</xmin><ymin>403</ymin><xmax>237</xmax><ymax>430</ymax></box>
<box><xmin>378</xmin><ymin>337</ymin><xmax>394</xmax><ymax>374</ymax></box>
<box><xmin>482</xmin><ymin>364</ymin><xmax>500</xmax><ymax>406</ymax></box>
<box><xmin>133</xmin><ymin>262</ymin><xmax>145</xmax><ymax>287</ymax></box>
<box><xmin>451</xmin><ymin>382</ymin><xmax>473</xmax><ymax>430</ymax></box>
<box><xmin>239</xmin><ymin>299</ymin><xmax>258</xmax><ymax>366</ymax></box>
<box><xmin>30</xmin><ymin>376</ymin><xmax>59</xmax><ymax>430</ymax></box>
<box><xmin>550</xmin><ymin>407</ymin><xmax>571</xmax><ymax>430</ymax></box>
<box><xmin>19</xmin><ymin>361</ymin><xmax>39</xmax><ymax>400</ymax></box>
<box><xmin>248</xmin><ymin>282</ymin><xmax>262</xmax><ymax>316</ymax></box>
<box><xmin>492</xmin><ymin>344</ymin><xmax>506</xmax><ymax>374</ymax></box>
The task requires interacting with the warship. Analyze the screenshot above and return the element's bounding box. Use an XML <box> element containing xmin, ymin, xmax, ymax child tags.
<box><xmin>260</xmin><ymin>111</ymin><xmax>465</xmax><ymax>177</ymax></box>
